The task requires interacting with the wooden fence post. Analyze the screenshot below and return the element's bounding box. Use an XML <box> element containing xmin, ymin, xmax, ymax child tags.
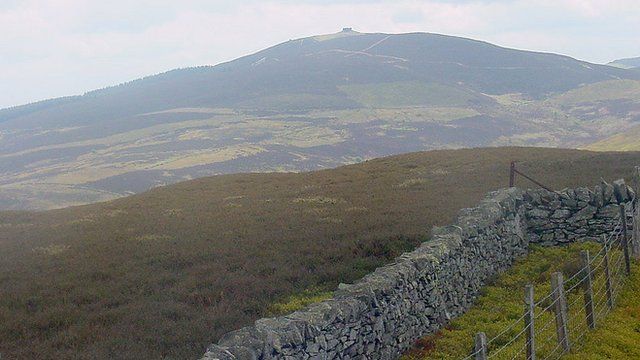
<box><xmin>550</xmin><ymin>272</ymin><xmax>570</xmax><ymax>353</ymax></box>
<box><xmin>620</xmin><ymin>204</ymin><xmax>631</xmax><ymax>275</ymax></box>
<box><xmin>510</xmin><ymin>161</ymin><xmax>516</xmax><ymax>188</ymax></box>
<box><xmin>633</xmin><ymin>166</ymin><xmax>640</xmax><ymax>204</ymax></box>
<box><xmin>580</xmin><ymin>250</ymin><xmax>596</xmax><ymax>329</ymax></box>
<box><xmin>474</xmin><ymin>332</ymin><xmax>488</xmax><ymax>360</ymax></box>
<box><xmin>603</xmin><ymin>237</ymin><xmax>614</xmax><ymax>310</ymax></box>
<box><xmin>633</xmin><ymin>204</ymin><xmax>640</xmax><ymax>259</ymax></box>
<box><xmin>524</xmin><ymin>284</ymin><xmax>536</xmax><ymax>360</ymax></box>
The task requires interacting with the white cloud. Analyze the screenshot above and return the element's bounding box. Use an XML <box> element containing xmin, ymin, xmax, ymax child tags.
<box><xmin>1</xmin><ymin>0</ymin><xmax>639</xmax><ymax>108</ymax></box>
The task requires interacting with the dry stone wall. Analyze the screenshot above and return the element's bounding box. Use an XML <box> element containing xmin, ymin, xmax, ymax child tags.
<box><xmin>202</xmin><ymin>180</ymin><xmax>635</xmax><ymax>360</ymax></box>
<box><xmin>525</xmin><ymin>180</ymin><xmax>632</xmax><ymax>245</ymax></box>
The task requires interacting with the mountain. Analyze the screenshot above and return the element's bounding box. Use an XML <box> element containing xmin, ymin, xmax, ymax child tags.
<box><xmin>1</xmin><ymin>147</ymin><xmax>639</xmax><ymax>359</ymax></box>
<box><xmin>608</xmin><ymin>56</ymin><xmax>640</xmax><ymax>69</ymax></box>
<box><xmin>2</xmin><ymin>29</ymin><xmax>640</xmax><ymax>210</ymax></box>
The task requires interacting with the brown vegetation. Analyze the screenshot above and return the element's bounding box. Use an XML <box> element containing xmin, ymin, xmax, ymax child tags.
<box><xmin>1</xmin><ymin>147</ymin><xmax>640</xmax><ymax>359</ymax></box>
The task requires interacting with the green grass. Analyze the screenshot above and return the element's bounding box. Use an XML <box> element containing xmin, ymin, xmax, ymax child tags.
<box><xmin>564</xmin><ymin>262</ymin><xmax>640</xmax><ymax>359</ymax></box>
<box><xmin>403</xmin><ymin>241</ymin><xmax>636</xmax><ymax>359</ymax></box>
<box><xmin>2</xmin><ymin>147</ymin><xmax>640</xmax><ymax>359</ymax></box>
<box><xmin>267</xmin><ymin>287</ymin><xmax>334</xmax><ymax>316</ymax></box>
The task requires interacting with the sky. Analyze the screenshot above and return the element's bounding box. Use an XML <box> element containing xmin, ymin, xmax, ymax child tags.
<box><xmin>1</xmin><ymin>0</ymin><xmax>639</xmax><ymax>109</ymax></box>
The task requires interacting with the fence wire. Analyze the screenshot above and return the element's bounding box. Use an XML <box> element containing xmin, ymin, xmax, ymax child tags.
<box><xmin>461</xmin><ymin>204</ymin><xmax>636</xmax><ymax>360</ymax></box>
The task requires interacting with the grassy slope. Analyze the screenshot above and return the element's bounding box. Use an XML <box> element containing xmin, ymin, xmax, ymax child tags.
<box><xmin>550</xmin><ymin>79</ymin><xmax>640</xmax><ymax>106</ymax></box>
<box><xmin>403</xmin><ymin>243</ymin><xmax>638</xmax><ymax>359</ymax></box>
<box><xmin>560</xmin><ymin>80</ymin><xmax>640</xmax><ymax>151</ymax></box>
<box><xmin>2</xmin><ymin>147</ymin><xmax>640</xmax><ymax>359</ymax></box>
<box><xmin>2</xmin><ymin>76</ymin><xmax>639</xmax><ymax>211</ymax></box>
<box><xmin>586</xmin><ymin>124</ymin><xmax>640</xmax><ymax>151</ymax></box>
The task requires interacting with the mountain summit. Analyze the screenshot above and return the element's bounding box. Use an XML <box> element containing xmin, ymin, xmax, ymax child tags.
<box><xmin>1</xmin><ymin>30</ymin><xmax>639</xmax><ymax>210</ymax></box>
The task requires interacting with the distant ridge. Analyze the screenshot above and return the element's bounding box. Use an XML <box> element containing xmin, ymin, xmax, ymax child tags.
<box><xmin>608</xmin><ymin>56</ymin><xmax>640</xmax><ymax>69</ymax></box>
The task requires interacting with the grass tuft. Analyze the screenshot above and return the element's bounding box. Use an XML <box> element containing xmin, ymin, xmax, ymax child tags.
<box><xmin>266</xmin><ymin>288</ymin><xmax>334</xmax><ymax>316</ymax></box>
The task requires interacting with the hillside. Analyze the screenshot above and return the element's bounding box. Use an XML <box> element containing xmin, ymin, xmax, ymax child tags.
<box><xmin>2</xmin><ymin>147</ymin><xmax>640</xmax><ymax>359</ymax></box>
<box><xmin>609</xmin><ymin>56</ymin><xmax>640</xmax><ymax>69</ymax></box>
<box><xmin>586</xmin><ymin>123</ymin><xmax>640</xmax><ymax>151</ymax></box>
<box><xmin>2</xmin><ymin>29</ymin><xmax>640</xmax><ymax>210</ymax></box>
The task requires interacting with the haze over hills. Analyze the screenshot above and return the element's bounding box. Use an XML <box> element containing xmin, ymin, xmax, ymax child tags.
<box><xmin>608</xmin><ymin>56</ymin><xmax>640</xmax><ymax>69</ymax></box>
<box><xmin>2</xmin><ymin>29</ymin><xmax>640</xmax><ymax>210</ymax></box>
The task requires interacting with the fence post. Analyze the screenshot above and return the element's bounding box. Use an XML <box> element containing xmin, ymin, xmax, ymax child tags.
<box><xmin>510</xmin><ymin>161</ymin><xmax>516</xmax><ymax>187</ymax></box>
<box><xmin>474</xmin><ymin>332</ymin><xmax>488</xmax><ymax>360</ymax></box>
<box><xmin>580</xmin><ymin>250</ymin><xmax>596</xmax><ymax>329</ymax></box>
<box><xmin>620</xmin><ymin>204</ymin><xmax>631</xmax><ymax>275</ymax></box>
<box><xmin>550</xmin><ymin>272</ymin><xmax>570</xmax><ymax>353</ymax></box>
<box><xmin>524</xmin><ymin>284</ymin><xmax>536</xmax><ymax>360</ymax></box>
<box><xmin>633</xmin><ymin>204</ymin><xmax>640</xmax><ymax>259</ymax></box>
<box><xmin>633</xmin><ymin>166</ymin><xmax>640</xmax><ymax>205</ymax></box>
<box><xmin>603</xmin><ymin>237</ymin><xmax>614</xmax><ymax>310</ymax></box>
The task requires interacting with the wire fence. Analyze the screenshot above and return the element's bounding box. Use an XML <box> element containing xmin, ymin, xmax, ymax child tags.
<box><xmin>462</xmin><ymin>202</ymin><xmax>638</xmax><ymax>360</ymax></box>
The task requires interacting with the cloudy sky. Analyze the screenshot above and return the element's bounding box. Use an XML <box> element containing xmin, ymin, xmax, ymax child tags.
<box><xmin>1</xmin><ymin>0</ymin><xmax>639</xmax><ymax>109</ymax></box>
